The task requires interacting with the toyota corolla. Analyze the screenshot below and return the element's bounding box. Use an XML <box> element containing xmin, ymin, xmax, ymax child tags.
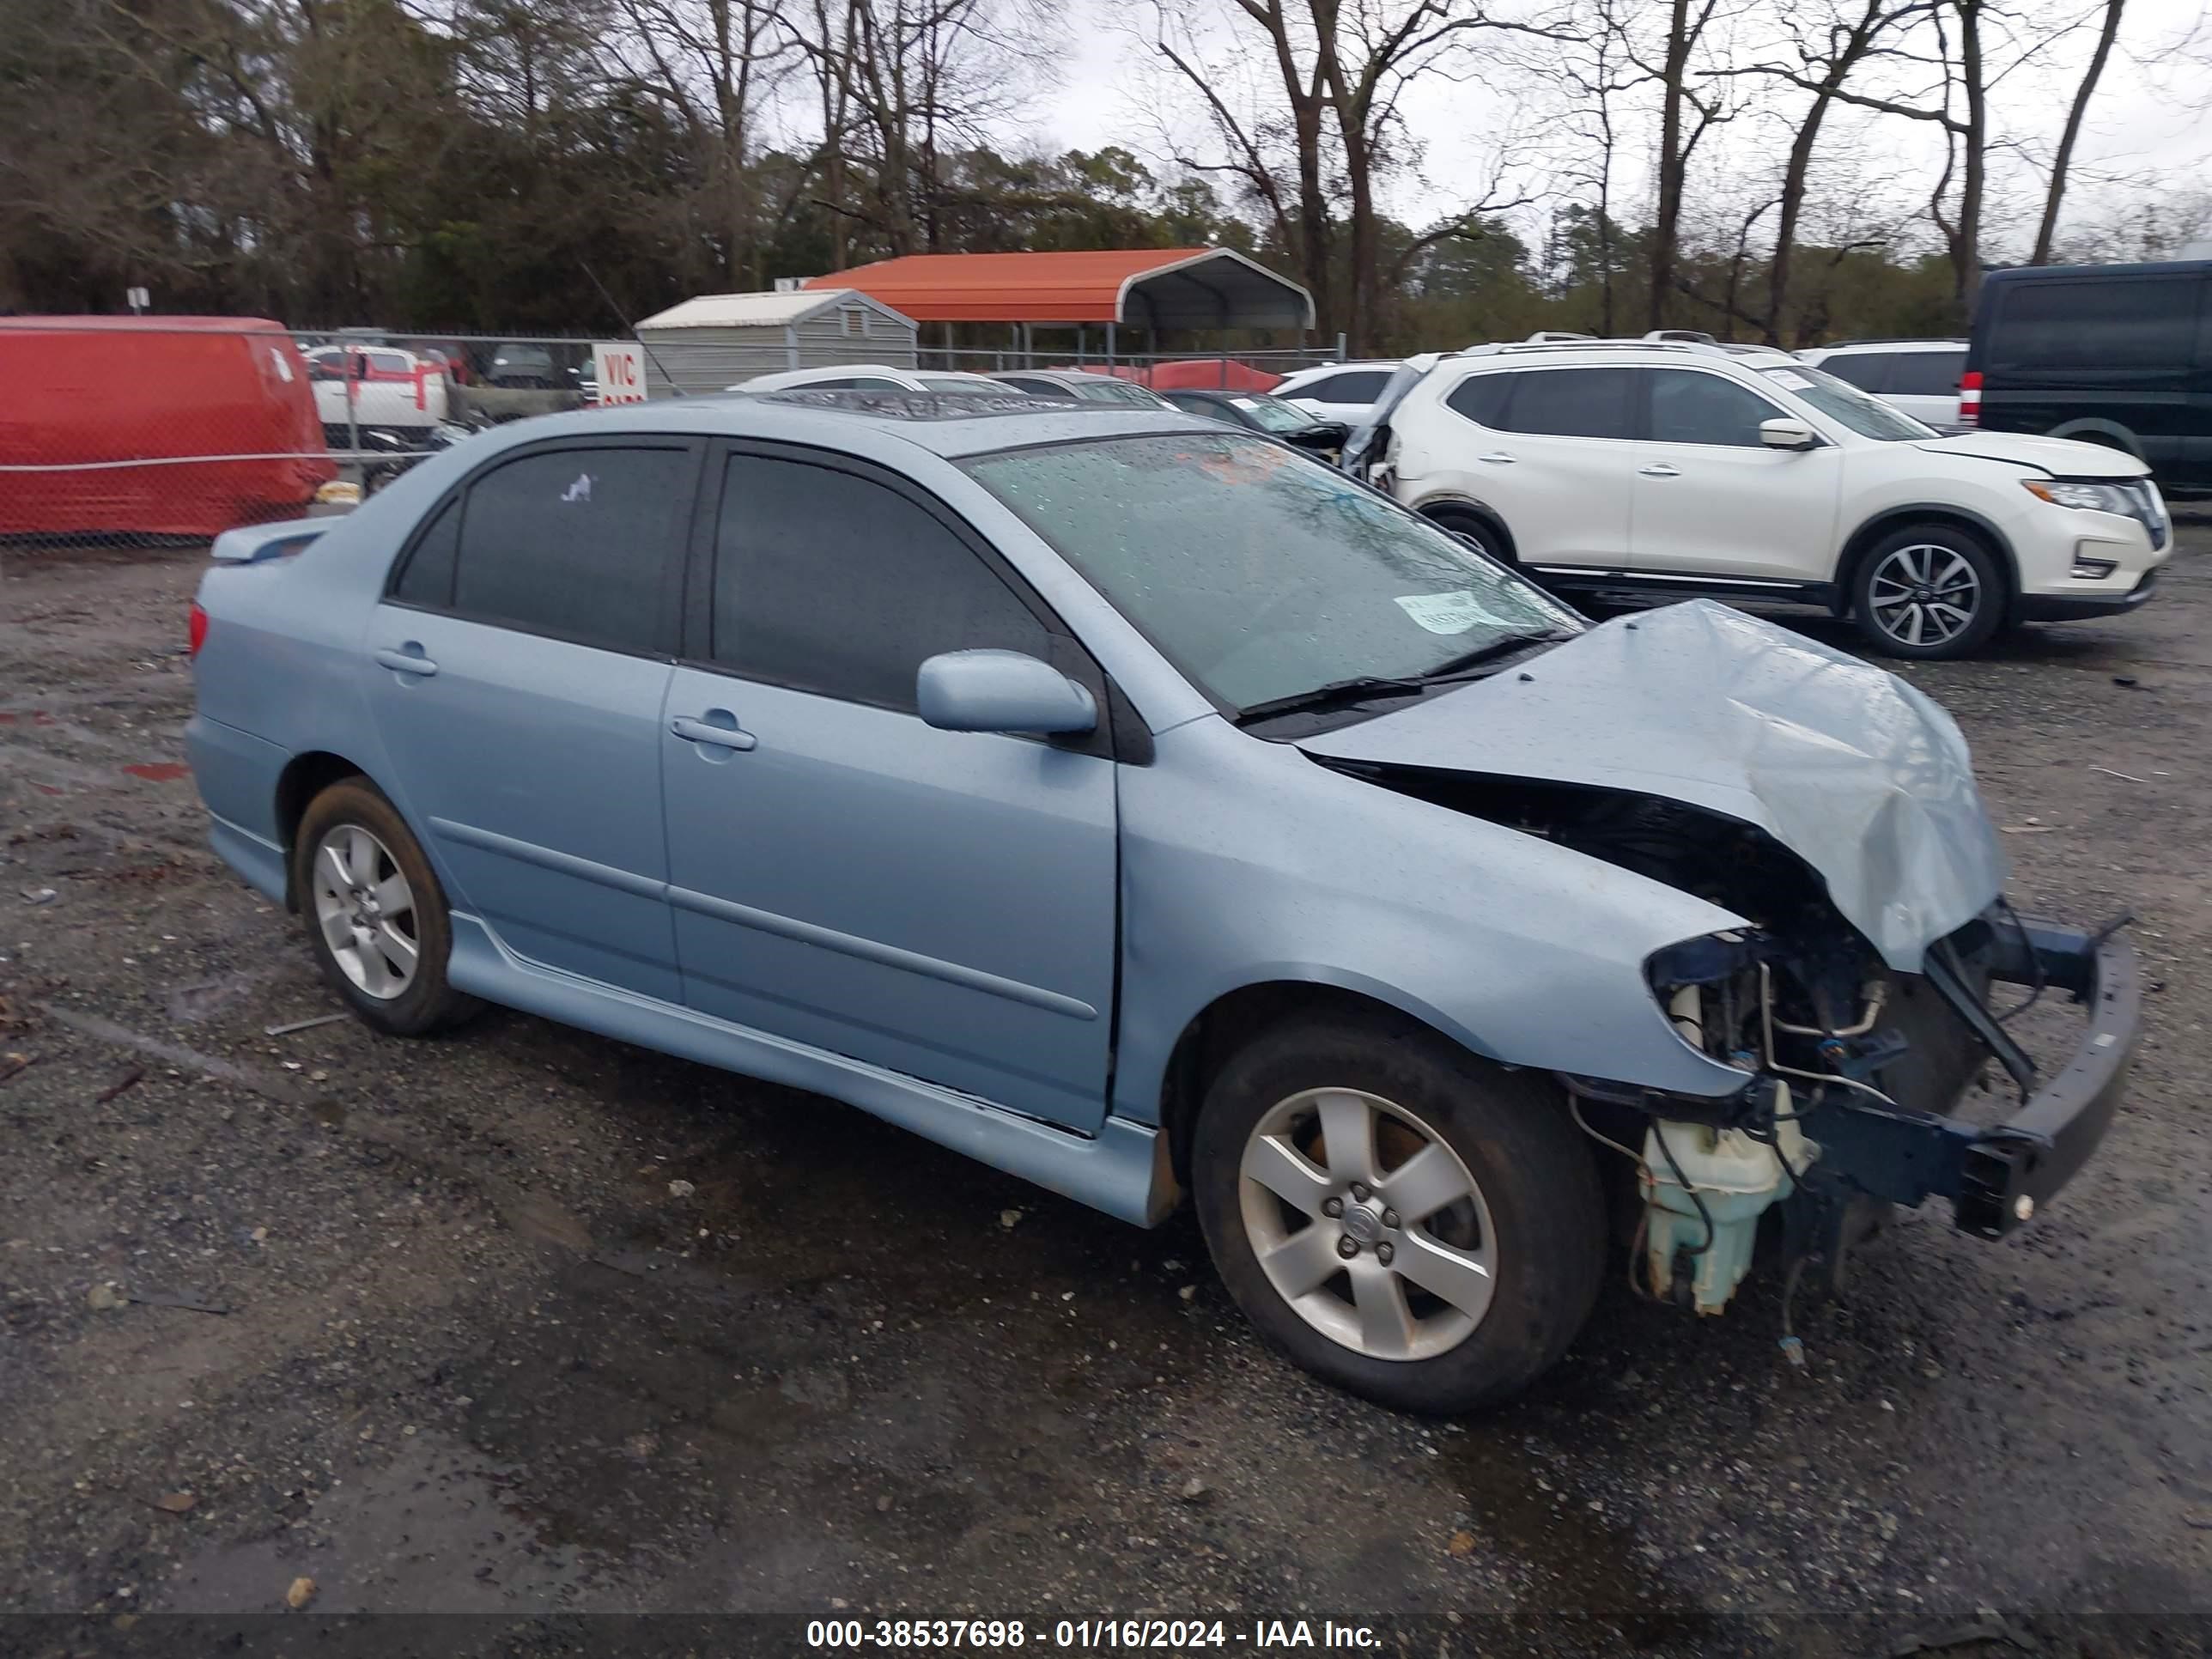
<box><xmin>185</xmin><ymin>392</ymin><xmax>2138</xmax><ymax>1411</ymax></box>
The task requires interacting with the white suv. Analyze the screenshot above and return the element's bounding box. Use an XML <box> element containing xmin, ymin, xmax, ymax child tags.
<box><xmin>1364</xmin><ymin>337</ymin><xmax>2172</xmax><ymax>659</ymax></box>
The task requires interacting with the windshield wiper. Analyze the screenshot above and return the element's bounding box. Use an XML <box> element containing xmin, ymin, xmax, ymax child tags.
<box><xmin>1231</xmin><ymin>675</ymin><xmax>1428</xmax><ymax>726</ymax></box>
<box><xmin>1231</xmin><ymin>630</ymin><xmax>1578</xmax><ymax>728</ymax></box>
<box><xmin>1416</xmin><ymin>627</ymin><xmax>1578</xmax><ymax>683</ymax></box>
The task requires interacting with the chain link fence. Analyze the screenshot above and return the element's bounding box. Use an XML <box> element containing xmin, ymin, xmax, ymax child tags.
<box><xmin>2</xmin><ymin>321</ymin><xmax>1345</xmax><ymax>550</ymax></box>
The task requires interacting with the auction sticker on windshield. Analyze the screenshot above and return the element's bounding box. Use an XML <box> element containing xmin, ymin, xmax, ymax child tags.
<box><xmin>1394</xmin><ymin>589</ymin><xmax>1518</xmax><ymax>634</ymax></box>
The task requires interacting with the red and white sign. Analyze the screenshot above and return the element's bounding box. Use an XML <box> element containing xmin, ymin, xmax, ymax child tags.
<box><xmin>593</xmin><ymin>342</ymin><xmax>647</xmax><ymax>404</ymax></box>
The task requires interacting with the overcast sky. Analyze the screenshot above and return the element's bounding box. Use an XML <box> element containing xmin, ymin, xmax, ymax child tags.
<box><xmin>1027</xmin><ymin>0</ymin><xmax>2211</xmax><ymax>256</ymax></box>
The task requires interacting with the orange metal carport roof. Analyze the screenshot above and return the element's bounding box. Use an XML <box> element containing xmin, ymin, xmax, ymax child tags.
<box><xmin>804</xmin><ymin>249</ymin><xmax>1314</xmax><ymax>330</ymax></box>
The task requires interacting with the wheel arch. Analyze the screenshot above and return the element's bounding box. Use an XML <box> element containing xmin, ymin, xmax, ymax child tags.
<box><xmin>2045</xmin><ymin>417</ymin><xmax>2145</xmax><ymax>459</ymax></box>
<box><xmin>1412</xmin><ymin>495</ymin><xmax>1518</xmax><ymax>562</ymax></box>
<box><xmin>1157</xmin><ymin>980</ymin><xmax>1492</xmax><ymax>1189</ymax></box>
<box><xmin>1831</xmin><ymin>503</ymin><xmax>2018</xmax><ymax>617</ymax></box>
<box><xmin>273</xmin><ymin>750</ymin><xmax>374</xmax><ymax>909</ymax></box>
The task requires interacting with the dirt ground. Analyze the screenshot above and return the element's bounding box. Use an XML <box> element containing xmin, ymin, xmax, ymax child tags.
<box><xmin>2</xmin><ymin>529</ymin><xmax>2208</xmax><ymax>1657</ymax></box>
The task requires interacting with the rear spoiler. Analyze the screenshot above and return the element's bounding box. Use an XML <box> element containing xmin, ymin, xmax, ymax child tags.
<box><xmin>210</xmin><ymin>519</ymin><xmax>325</xmax><ymax>565</ymax></box>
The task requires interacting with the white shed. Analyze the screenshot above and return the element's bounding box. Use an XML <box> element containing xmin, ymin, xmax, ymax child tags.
<box><xmin>631</xmin><ymin>289</ymin><xmax>919</xmax><ymax>396</ymax></box>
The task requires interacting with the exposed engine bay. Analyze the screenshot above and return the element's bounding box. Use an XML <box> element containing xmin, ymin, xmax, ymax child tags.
<box><xmin>1315</xmin><ymin>758</ymin><xmax>2135</xmax><ymax>1334</ymax></box>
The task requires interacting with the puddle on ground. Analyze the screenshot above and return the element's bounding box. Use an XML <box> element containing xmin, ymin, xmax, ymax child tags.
<box><xmin>164</xmin><ymin>1432</ymin><xmax>606</xmax><ymax>1613</ymax></box>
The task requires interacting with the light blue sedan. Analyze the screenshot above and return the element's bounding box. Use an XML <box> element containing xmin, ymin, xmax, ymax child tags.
<box><xmin>188</xmin><ymin>391</ymin><xmax>2136</xmax><ymax>1411</ymax></box>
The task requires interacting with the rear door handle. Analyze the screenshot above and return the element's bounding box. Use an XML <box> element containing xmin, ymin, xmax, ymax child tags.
<box><xmin>1639</xmin><ymin>464</ymin><xmax>1682</xmax><ymax>477</ymax></box>
<box><xmin>374</xmin><ymin>645</ymin><xmax>437</xmax><ymax>677</ymax></box>
<box><xmin>672</xmin><ymin>714</ymin><xmax>757</xmax><ymax>752</ymax></box>
<box><xmin>1477</xmin><ymin>451</ymin><xmax>1517</xmax><ymax>465</ymax></box>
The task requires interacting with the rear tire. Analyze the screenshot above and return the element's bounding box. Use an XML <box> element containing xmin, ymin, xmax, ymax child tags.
<box><xmin>293</xmin><ymin>778</ymin><xmax>478</xmax><ymax>1037</ymax></box>
<box><xmin>1849</xmin><ymin>522</ymin><xmax>2006</xmax><ymax>659</ymax></box>
<box><xmin>1422</xmin><ymin>505</ymin><xmax>1515</xmax><ymax>568</ymax></box>
<box><xmin>1191</xmin><ymin>1011</ymin><xmax>1605</xmax><ymax>1413</ymax></box>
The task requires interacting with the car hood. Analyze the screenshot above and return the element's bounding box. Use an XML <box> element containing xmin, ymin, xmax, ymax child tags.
<box><xmin>1913</xmin><ymin>430</ymin><xmax>2148</xmax><ymax>478</ymax></box>
<box><xmin>1298</xmin><ymin>600</ymin><xmax>2006</xmax><ymax>969</ymax></box>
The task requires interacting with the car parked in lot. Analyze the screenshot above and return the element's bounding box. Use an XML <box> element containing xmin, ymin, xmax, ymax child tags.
<box><xmin>1964</xmin><ymin>259</ymin><xmax>2212</xmax><ymax>491</ymax></box>
<box><xmin>187</xmin><ymin>396</ymin><xmax>2137</xmax><ymax>1412</ymax></box>
<box><xmin>1158</xmin><ymin>386</ymin><xmax>1349</xmax><ymax>459</ymax></box>
<box><xmin>991</xmin><ymin>368</ymin><xmax>1173</xmax><ymax>408</ymax></box>
<box><xmin>731</xmin><ymin>363</ymin><xmax>1022</xmax><ymax>396</ymax></box>
<box><xmin>1796</xmin><ymin>339</ymin><xmax>1968</xmax><ymax>428</ymax></box>
<box><xmin>1352</xmin><ymin>335</ymin><xmax>2172</xmax><ymax>658</ymax></box>
<box><xmin>1273</xmin><ymin>361</ymin><xmax>1401</xmax><ymax>425</ymax></box>
<box><xmin>305</xmin><ymin>344</ymin><xmax>451</xmax><ymax>444</ymax></box>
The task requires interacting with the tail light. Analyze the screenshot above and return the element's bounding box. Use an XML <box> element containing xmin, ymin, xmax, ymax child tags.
<box><xmin>188</xmin><ymin>600</ymin><xmax>209</xmax><ymax>658</ymax></box>
<box><xmin>1959</xmin><ymin>370</ymin><xmax>1983</xmax><ymax>426</ymax></box>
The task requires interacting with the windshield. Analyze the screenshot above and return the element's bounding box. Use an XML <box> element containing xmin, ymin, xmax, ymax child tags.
<box><xmin>1076</xmin><ymin>380</ymin><xmax>1164</xmax><ymax>406</ymax></box>
<box><xmin>964</xmin><ymin>433</ymin><xmax>1577</xmax><ymax>715</ymax></box>
<box><xmin>1231</xmin><ymin>395</ymin><xmax>1324</xmax><ymax>434</ymax></box>
<box><xmin>1759</xmin><ymin>363</ymin><xmax>1936</xmax><ymax>441</ymax></box>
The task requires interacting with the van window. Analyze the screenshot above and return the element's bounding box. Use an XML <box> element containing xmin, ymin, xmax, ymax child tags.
<box><xmin>1990</xmin><ymin>277</ymin><xmax>2200</xmax><ymax>371</ymax></box>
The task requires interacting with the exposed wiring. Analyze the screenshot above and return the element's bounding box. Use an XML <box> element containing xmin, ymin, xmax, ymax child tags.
<box><xmin>1648</xmin><ymin>1120</ymin><xmax>1715</xmax><ymax>1259</ymax></box>
<box><xmin>1569</xmin><ymin>1094</ymin><xmax>1649</xmax><ymax>1169</ymax></box>
<box><xmin>1770</xmin><ymin>979</ymin><xmax>1887</xmax><ymax>1038</ymax></box>
<box><xmin>1993</xmin><ymin>896</ymin><xmax>2047</xmax><ymax>1025</ymax></box>
<box><xmin>1759</xmin><ymin>962</ymin><xmax>1910</xmax><ymax>1114</ymax></box>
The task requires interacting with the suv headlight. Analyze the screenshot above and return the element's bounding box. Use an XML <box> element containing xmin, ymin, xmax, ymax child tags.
<box><xmin>2023</xmin><ymin>478</ymin><xmax>2133</xmax><ymax>513</ymax></box>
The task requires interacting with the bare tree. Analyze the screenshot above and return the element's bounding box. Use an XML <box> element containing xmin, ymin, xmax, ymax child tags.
<box><xmin>1630</xmin><ymin>0</ymin><xmax>1741</xmax><ymax>331</ymax></box>
<box><xmin>1748</xmin><ymin>0</ymin><xmax>1929</xmax><ymax>342</ymax></box>
<box><xmin>2028</xmin><ymin>0</ymin><xmax>2124</xmax><ymax>263</ymax></box>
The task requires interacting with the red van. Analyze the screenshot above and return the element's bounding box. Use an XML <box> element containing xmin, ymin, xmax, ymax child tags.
<box><xmin>0</xmin><ymin>316</ymin><xmax>334</xmax><ymax>538</ymax></box>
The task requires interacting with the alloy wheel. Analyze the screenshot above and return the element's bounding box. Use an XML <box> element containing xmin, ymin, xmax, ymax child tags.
<box><xmin>309</xmin><ymin>823</ymin><xmax>421</xmax><ymax>1000</ymax></box>
<box><xmin>1237</xmin><ymin>1087</ymin><xmax>1497</xmax><ymax>1361</ymax></box>
<box><xmin>1867</xmin><ymin>543</ymin><xmax>1981</xmax><ymax>649</ymax></box>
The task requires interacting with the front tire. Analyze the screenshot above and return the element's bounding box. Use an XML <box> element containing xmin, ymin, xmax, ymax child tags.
<box><xmin>1191</xmin><ymin>1012</ymin><xmax>1605</xmax><ymax>1413</ymax></box>
<box><xmin>1850</xmin><ymin>523</ymin><xmax>2005</xmax><ymax>659</ymax></box>
<box><xmin>293</xmin><ymin>778</ymin><xmax>478</xmax><ymax>1037</ymax></box>
<box><xmin>1422</xmin><ymin>505</ymin><xmax>1514</xmax><ymax>568</ymax></box>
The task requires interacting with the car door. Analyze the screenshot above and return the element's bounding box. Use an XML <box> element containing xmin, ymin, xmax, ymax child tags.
<box><xmin>365</xmin><ymin>437</ymin><xmax>699</xmax><ymax>1002</ymax></box>
<box><xmin>1412</xmin><ymin>365</ymin><xmax>1637</xmax><ymax>568</ymax></box>
<box><xmin>660</xmin><ymin>443</ymin><xmax>1120</xmax><ymax>1132</ymax></box>
<box><xmin>1626</xmin><ymin>367</ymin><xmax>1841</xmax><ymax>584</ymax></box>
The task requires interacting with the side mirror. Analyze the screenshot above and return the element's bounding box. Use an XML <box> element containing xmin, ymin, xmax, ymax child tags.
<box><xmin>1760</xmin><ymin>417</ymin><xmax>1817</xmax><ymax>450</ymax></box>
<box><xmin>916</xmin><ymin>650</ymin><xmax>1097</xmax><ymax>736</ymax></box>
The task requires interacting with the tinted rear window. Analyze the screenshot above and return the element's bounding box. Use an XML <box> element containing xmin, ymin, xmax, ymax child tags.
<box><xmin>1886</xmin><ymin>351</ymin><xmax>1965</xmax><ymax>397</ymax></box>
<box><xmin>1444</xmin><ymin>372</ymin><xmax>1516</xmax><ymax>428</ymax></box>
<box><xmin>1819</xmin><ymin>355</ymin><xmax>1889</xmax><ymax>392</ymax></box>
<box><xmin>1989</xmin><ymin>277</ymin><xmax>2201</xmax><ymax>370</ymax></box>
<box><xmin>1496</xmin><ymin>368</ymin><xmax>1634</xmax><ymax>440</ymax></box>
<box><xmin>449</xmin><ymin>446</ymin><xmax>693</xmax><ymax>653</ymax></box>
<box><xmin>1299</xmin><ymin>370</ymin><xmax>1391</xmax><ymax>404</ymax></box>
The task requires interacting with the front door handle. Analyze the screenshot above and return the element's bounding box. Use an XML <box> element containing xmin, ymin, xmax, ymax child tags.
<box><xmin>1639</xmin><ymin>463</ymin><xmax>1682</xmax><ymax>478</ymax></box>
<box><xmin>374</xmin><ymin>645</ymin><xmax>437</xmax><ymax>677</ymax></box>
<box><xmin>672</xmin><ymin>713</ymin><xmax>757</xmax><ymax>752</ymax></box>
<box><xmin>1477</xmin><ymin>451</ymin><xmax>1517</xmax><ymax>465</ymax></box>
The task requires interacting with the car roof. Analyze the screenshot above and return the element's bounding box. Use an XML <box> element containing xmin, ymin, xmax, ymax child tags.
<box><xmin>1279</xmin><ymin>361</ymin><xmax>1399</xmax><ymax>380</ymax></box>
<box><xmin>1803</xmin><ymin>338</ymin><xmax>1967</xmax><ymax>354</ymax></box>
<box><xmin>1002</xmin><ymin>368</ymin><xmax>1131</xmax><ymax>385</ymax></box>
<box><xmin>448</xmin><ymin>392</ymin><xmax>1210</xmax><ymax>461</ymax></box>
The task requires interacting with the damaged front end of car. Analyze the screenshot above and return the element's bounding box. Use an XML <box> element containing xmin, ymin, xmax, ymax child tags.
<box><xmin>1299</xmin><ymin>602</ymin><xmax>2141</xmax><ymax>1322</ymax></box>
<box><xmin>1510</xmin><ymin>781</ymin><xmax>2140</xmax><ymax>1319</ymax></box>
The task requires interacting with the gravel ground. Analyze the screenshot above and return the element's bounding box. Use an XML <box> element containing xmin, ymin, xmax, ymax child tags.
<box><xmin>2</xmin><ymin>532</ymin><xmax>2208</xmax><ymax>1656</ymax></box>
